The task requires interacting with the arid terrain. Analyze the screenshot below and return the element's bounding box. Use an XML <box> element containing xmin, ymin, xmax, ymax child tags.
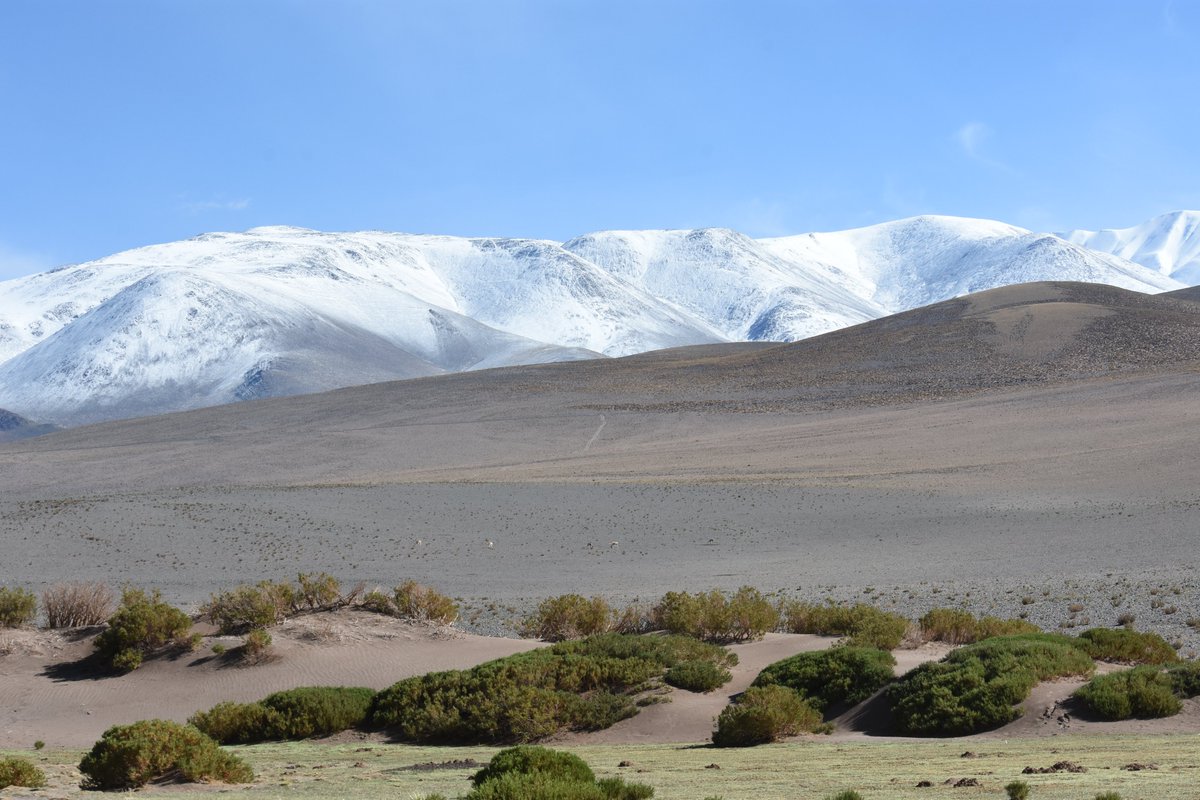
<box><xmin>1</xmin><ymin>282</ymin><xmax>1200</xmax><ymax>791</ymax></box>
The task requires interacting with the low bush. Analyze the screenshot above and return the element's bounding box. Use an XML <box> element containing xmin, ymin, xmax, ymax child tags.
<box><xmin>752</xmin><ymin>646</ymin><xmax>896</xmax><ymax>711</ymax></box>
<box><xmin>888</xmin><ymin>634</ymin><xmax>1094</xmax><ymax>736</ymax></box>
<box><xmin>521</xmin><ymin>594</ymin><xmax>613</xmax><ymax>641</ymax></box>
<box><xmin>42</xmin><ymin>582</ymin><xmax>113</xmax><ymax>628</ymax></box>
<box><xmin>712</xmin><ymin>685</ymin><xmax>823</xmax><ymax>747</ymax></box>
<box><xmin>93</xmin><ymin>588</ymin><xmax>194</xmax><ymax>672</ymax></box>
<box><xmin>394</xmin><ymin>580</ymin><xmax>459</xmax><ymax>623</ymax></box>
<box><xmin>462</xmin><ymin>746</ymin><xmax>652</xmax><ymax>800</ymax></box>
<box><xmin>295</xmin><ymin>572</ymin><xmax>341</xmax><ymax>610</ymax></box>
<box><xmin>191</xmin><ymin>686</ymin><xmax>375</xmax><ymax>743</ymax></box>
<box><xmin>0</xmin><ymin>586</ymin><xmax>37</xmax><ymax>628</ymax></box>
<box><xmin>201</xmin><ymin>584</ymin><xmax>285</xmax><ymax>633</ymax></box>
<box><xmin>919</xmin><ymin>608</ymin><xmax>1039</xmax><ymax>645</ymax></box>
<box><xmin>371</xmin><ymin>633</ymin><xmax>734</xmax><ymax>743</ymax></box>
<box><xmin>239</xmin><ymin>628</ymin><xmax>273</xmax><ymax>662</ymax></box>
<box><xmin>1006</xmin><ymin>780</ymin><xmax>1030</xmax><ymax>800</ymax></box>
<box><xmin>653</xmin><ymin>587</ymin><xmax>779</xmax><ymax>643</ymax></box>
<box><xmin>1076</xmin><ymin>628</ymin><xmax>1179</xmax><ymax>665</ymax></box>
<box><xmin>471</xmin><ymin>745</ymin><xmax>594</xmax><ymax>786</ymax></box>
<box><xmin>1074</xmin><ymin>661</ymin><xmax>1200</xmax><ymax>720</ymax></box>
<box><xmin>78</xmin><ymin>719</ymin><xmax>253</xmax><ymax>790</ymax></box>
<box><xmin>781</xmin><ymin>602</ymin><xmax>908</xmax><ymax>649</ymax></box>
<box><xmin>0</xmin><ymin>757</ymin><xmax>46</xmax><ymax>789</ymax></box>
<box><xmin>664</xmin><ymin>659</ymin><xmax>732</xmax><ymax>692</ymax></box>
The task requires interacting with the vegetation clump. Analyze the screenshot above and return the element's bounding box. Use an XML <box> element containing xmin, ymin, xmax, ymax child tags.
<box><xmin>93</xmin><ymin>588</ymin><xmax>195</xmax><ymax>672</ymax></box>
<box><xmin>521</xmin><ymin>594</ymin><xmax>614</xmax><ymax>641</ymax></box>
<box><xmin>393</xmin><ymin>580</ymin><xmax>460</xmax><ymax>623</ymax></box>
<box><xmin>190</xmin><ymin>686</ymin><xmax>376</xmax><ymax>743</ymax></box>
<box><xmin>653</xmin><ymin>587</ymin><xmax>779</xmax><ymax>643</ymax></box>
<box><xmin>752</xmin><ymin>646</ymin><xmax>896</xmax><ymax>711</ymax></box>
<box><xmin>78</xmin><ymin>719</ymin><xmax>253</xmax><ymax>790</ymax></box>
<box><xmin>42</xmin><ymin>582</ymin><xmax>113</xmax><ymax>628</ymax></box>
<box><xmin>1076</xmin><ymin>628</ymin><xmax>1179</xmax><ymax>665</ymax></box>
<box><xmin>422</xmin><ymin>745</ymin><xmax>656</xmax><ymax>800</ymax></box>
<box><xmin>712</xmin><ymin>685</ymin><xmax>824</xmax><ymax>747</ymax></box>
<box><xmin>663</xmin><ymin>659</ymin><xmax>732</xmax><ymax>692</ymax></box>
<box><xmin>371</xmin><ymin>633</ymin><xmax>734</xmax><ymax>743</ymax></box>
<box><xmin>888</xmin><ymin>634</ymin><xmax>1094</xmax><ymax>736</ymax></box>
<box><xmin>780</xmin><ymin>601</ymin><xmax>909</xmax><ymax>649</ymax></box>
<box><xmin>0</xmin><ymin>757</ymin><xmax>47</xmax><ymax>789</ymax></box>
<box><xmin>919</xmin><ymin>608</ymin><xmax>1038</xmax><ymax>644</ymax></box>
<box><xmin>1073</xmin><ymin>662</ymin><xmax>1200</xmax><ymax>720</ymax></box>
<box><xmin>0</xmin><ymin>586</ymin><xmax>37</xmax><ymax>628</ymax></box>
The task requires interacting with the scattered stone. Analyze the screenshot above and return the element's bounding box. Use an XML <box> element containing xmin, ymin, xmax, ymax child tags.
<box><xmin>916</xmin><ymin>780</ymin><xmax>933</xmax><ymax>787</ymax></box>
<box><xmin>953</xmin><ymin>778</ymin><xmax>981</xmax><ymax>787</ymax></box>
<box><xmin>352</xmin><ymin>761</ymin><xmax>366</xmax><ymax>768</ymax></box>
<box><xmin>960</xmin><ymin>751</ymin><xmax>979</xmax><ymax>759</ymax></box>
<box><xmin>705</xmin><ymin>763</ymin><xmax>721</xmax><ymax>770</ymax></box>
<box><xmin>618</xmin><ymin>760</ymin><xmax>634</xmax><ymax>768</ymax></box>
<box><xmin>404</xmin><ymin>759</ymin><xmax>484</xmax><ymax>772</ymax></box>
<box><xmin>1122</xmin><ymin>763</ymin><xmax>1158</xmax><ymax>771</ymax></box>
<box><xmin>1023</xmin><ymin>761</ymin><xmax>1086</xmax><ymax>774</ymax></box>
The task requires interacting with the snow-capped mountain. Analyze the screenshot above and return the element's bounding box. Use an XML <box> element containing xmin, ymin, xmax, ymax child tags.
<box><xmin>1060</xmin><ymin>211</ymin><xmax>1200</xmax><ymax>285</ymax></box>
<box><xmin>0</xmin><ymin>215</ymin><xmax>1187</xmax><ymax>427</ymax></box>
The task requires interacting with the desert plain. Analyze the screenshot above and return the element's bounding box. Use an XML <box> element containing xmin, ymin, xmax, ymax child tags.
<box><xmin>2</xmin><ymin>282</ymin><xmax>1200</xmax><ymax>797</ymax></box>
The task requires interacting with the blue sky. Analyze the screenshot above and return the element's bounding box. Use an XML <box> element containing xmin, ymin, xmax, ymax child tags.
<box><xmin>1</xmin><ymin>0</ymin><xmax>1198</xmax><ymax>279</ymax></box>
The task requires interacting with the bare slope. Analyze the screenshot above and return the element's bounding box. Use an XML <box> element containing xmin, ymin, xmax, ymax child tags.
<box><xmin>0</xmin><ymin>282</ymin><xmax>1198</xmax><ymax>636</ymax></box>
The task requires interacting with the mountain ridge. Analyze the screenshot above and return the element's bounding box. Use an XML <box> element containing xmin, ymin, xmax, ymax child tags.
<box><xmin>0</xmin><ymin>213</ymin><xmax>1191</xmax><ymax>427</ymax></box>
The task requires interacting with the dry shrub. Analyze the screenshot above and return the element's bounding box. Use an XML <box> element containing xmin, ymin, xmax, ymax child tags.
<box><xmin>394</xmin><ymin>581</ymin><xmax>459</xmax><ymax>624</ymax></box>
<box><xmin>42</xmin><ymin>582</ymin><xmax>113</xmax><ymax>628</ymax></box>
<box><xmin>521</xmin><ymin>595</ymin><xmax>613</xmax><ymax>641</ymax></box>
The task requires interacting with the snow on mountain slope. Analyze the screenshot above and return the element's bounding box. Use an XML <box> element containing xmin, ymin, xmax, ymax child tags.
<box><xmin>760</xmin><ymin>215</ymin><xmax>1182</xmax><ymax>313</ymax></box>
<box><xmin>1060</xmin><ymin>211</ymin><xmax>1200</xmax><ymax>285</ymax></box>
<box><xmin>563</xmin><ymin>227</ymin><xmax>887</xmax><ymax>341</ymax></box>
<box><xmin>0</xmin><ymin>215</ymin><xmax>1187</xmax><ymax>428</ymax></box>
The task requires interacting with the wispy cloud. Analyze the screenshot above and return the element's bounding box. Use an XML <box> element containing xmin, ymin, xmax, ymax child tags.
<box><xmin>180</xmin><ymin>197</ymin><xmax>252</xmax><ymax>214</ymax></box>
<box><xmin>954</xmin><ymin>121</ymin><xmax>1015</xmax><ymax>173</ymax></box>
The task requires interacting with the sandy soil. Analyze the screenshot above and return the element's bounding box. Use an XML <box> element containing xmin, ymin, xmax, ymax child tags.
<box><xmin>0</xmin><ymin>610</ymin><xmax>541</xmax><ymax>749</ymax></box>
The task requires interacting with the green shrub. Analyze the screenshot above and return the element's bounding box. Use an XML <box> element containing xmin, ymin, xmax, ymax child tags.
<box><xmin>190</xmin><ymin>701</ymin><xmax>283</xmax><ymax>744</ymax></box>
<box><xmin>781</xmin><ymin>602</ymin><xmax>909</xmax><ymax>649</ymax></box>
<box><xmin>394</xmin><ymin>580</ymin><xmax>460</xmax><ymax>623</ymax></box>
<box><xmin>360</xmin><ymin>588</ymin><xmax>395</xmax><ymax>615</ymax></box>
<box><xmin>653</xmin><ymin>587</ymin><xmax>778</xmax><ymax>643</ymax></box>
<box><xmin>919</xmin><ymin>608</ymin><xmax>1038</xmax><ymax>645</ymax></box>
<box><xmin>372</xmin><ymin>633</ymin><xmax>733</xmax><ymax>743</ymax></box>
<box><xmin>93</xmin><ymin>588</ymin><xmax>194</xmax><ymax>672</ymax></box>
<box><xmin>664</xmin><ymin>659</ymin><xmax>732</xmax><ymax>692</ymax></box>
<box><xmin>752</xmin><ymin>646</ymin><xmax>896</xmax><ymax>711</ymax></box>
<box><xmin>261</xmin><ymin>686</ymin><xmax>375</xmax><ymax>738</ymax></box>
<box><xmin>0</xmin><ymin>757</ymin><xmax>46</xmax><ymax>789</ymax></box>
<box><xmin>471</xmin><ymin>745</ymin><xmax>595</xmax><ymax>786</ymax></box>
<box><xmin>1073</xmin><ymin>663</ymin><xmax>1200</xmax><ymax>720</ymax></box>
<box><xmin>191</xmin><ymin>686</ymin><xmax>375</xmax><ymax>743</ymax></box>
<box><xmin>463</xmin><ymin>746</ymin><xmax>653</xmax><ymax>800</ymax></box>
<box><xmin>78</xmin><ymin>719</ymin><xmax>253</xmax><ymax>790</ymax></box>
<box><xmin>0</xmin><ymin>586</ymin><xmax>37</xmax><ymax>628</ymax></box>
<box><xmin>1077</xmin><ymin>628</ymin><xmax>1179</xmax><ymax>665</ymax></box>
<box><xmin>888</xmin><ymin>633</ymin><xmax>1093</xmax><ymax>736</ymax></box>
<box><xmin>240</xmin><ymin>628</ymin><xmax>273</xmax><ymax>662</ymax></box>
<box><xmin>713</xmin><ymin>685</ymin><xmax>823</xmax><ymax>747</ymax></box>
<box><xmin>1006</xmin><ymin>780</ymin><xmax>1030</xmax><ymax>800</ymax></box>
<box><xmin>1168</xmin><ymin>661</ymin><xmax>1200</xmax><ymax>696</ymax></box>
<box><xmin>521</xmin><ymin>594</ymin><xmax>613</xmax><ymax>641</ymax></box>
